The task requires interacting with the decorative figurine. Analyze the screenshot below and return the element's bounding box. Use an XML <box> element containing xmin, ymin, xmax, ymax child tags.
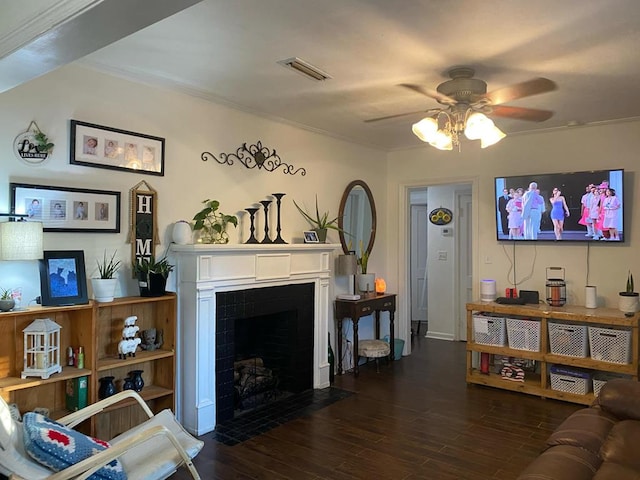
<box><xmin>118</xmin><ymin>315</ymin><xmax>141</xmax><ymax>359</ymax></box>
<box><xmin>140</xmin><ymin>328</ymin><xmax>163</xmax><ymax>351</ymax></box>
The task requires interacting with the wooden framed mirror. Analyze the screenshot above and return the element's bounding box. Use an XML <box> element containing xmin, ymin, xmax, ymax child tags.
<box><xmin>338</xmin><ymin>180</ymin><xmax>377</xmax><ymax>257</ymax></box>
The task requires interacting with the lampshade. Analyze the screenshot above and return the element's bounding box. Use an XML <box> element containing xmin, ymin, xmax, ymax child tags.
<box><xmin>411</xmin><ymin>117</ymin><xmax>438</xmax><ymax>143</ymax></box>
<box><xmin>480</xmin><ymin>125</ymin><xmax>506</xmax><ymax>148</ymax></box>
<box><xmin>0</xmin><ymin>221</ymin><xmax>44</xmax><ymax>260</ymax></box>
<box><xmin>464</xmin><ymin>112</ymin><xmax>493</xmax><ymax>140</ymax></box>
<box><xmin>336</xmin><ymin>254</ymin><xmax>357</xmax><ymax>276</ymax></box>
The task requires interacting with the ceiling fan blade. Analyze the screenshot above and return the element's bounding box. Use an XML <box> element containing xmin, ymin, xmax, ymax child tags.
<box><xmin>364</xmin><ymin>108</ymin><xmax>440</xmax><ymax>123</ymax></box>
<box><xmin>489</xmin><ymin>105</ymin><xmax>554</xmax><ymax>122</ymax></box>
<box><xmin>400</xmin><ymin>83</ymin><xmax>457</xmax><ymax>105</ymax></box>
<box><xmin>485</xmin><ymin>78</ymin><xmax>557</xmax><ymax>105</ymax></box>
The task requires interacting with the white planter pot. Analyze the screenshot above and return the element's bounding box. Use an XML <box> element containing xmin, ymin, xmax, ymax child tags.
<box><xmin>357</xmin><ymin>273</ymin><xmax>375</xmax><ymax>294</ymax></box>
<box><xmin>91</xmin><ymin>278</ymin><xmax>117</xmax><ymax>302</ymax></box>
<box><xmin>618</xmin><ymin>293</ymin><xmax>639</xmax><ymax>316</ymax></box>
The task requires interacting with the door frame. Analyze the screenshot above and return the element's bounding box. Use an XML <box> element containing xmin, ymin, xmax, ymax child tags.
<box><xmin>398</xmin><ymin>176</ymin><xmax>479</xmax><ymax>353</ymax></box>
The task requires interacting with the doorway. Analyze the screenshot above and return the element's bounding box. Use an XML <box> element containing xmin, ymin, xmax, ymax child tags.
<box><xmin>407</xmin><ymin>182</ymin><xmax>473</xmax><ymax>342</ymax></box>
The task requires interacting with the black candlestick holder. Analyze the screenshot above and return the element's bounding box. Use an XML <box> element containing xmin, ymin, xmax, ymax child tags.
<box><xmin>245</xmin><ymin>207</ymin><xmax>260</xmax><ymax>244</ymax></box>
<box><xmin>272</xmin><ymin>193</ymin><xmax>287</xmax><ymax>244</ymax></box>
<box><xmin>260</xmin><ymin>200</ymin><xmax>273</xmax><ymax>244</ymax></box>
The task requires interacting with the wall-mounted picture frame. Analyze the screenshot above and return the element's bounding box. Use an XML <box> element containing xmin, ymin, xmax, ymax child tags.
<box><xmin>70</xmin><ymin>119</ymin><xmax>165</xmax><ymax>176</ymax></box>
<box><xmin>303</xmin><ymin>230</ymin><xmax>319</xmax><ymax>243</ymax></box>
<box><xmin>11</xmin><ymin>182</ymin><xmax>121</xmax><ymax>233</ymax></box>
<box><xmin>38</xmin><ymin>250</ymin><xmax>88</xmax><ymax>306</ymax></box>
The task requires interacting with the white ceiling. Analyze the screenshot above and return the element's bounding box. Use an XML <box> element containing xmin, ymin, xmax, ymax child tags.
<box><xmin>4</xmin><ymin>0</ymin><xmax>640</xmax><ymax>151</ymax></box>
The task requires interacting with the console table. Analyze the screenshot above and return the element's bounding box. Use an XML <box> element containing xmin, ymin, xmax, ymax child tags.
<box><xmin>335</xmin><ymin>293</ymin><xmax>396</xmax><ymax>376</ymax></box>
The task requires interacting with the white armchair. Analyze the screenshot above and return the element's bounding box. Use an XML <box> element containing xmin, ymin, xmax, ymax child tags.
<box><xmin>0</xmin><ymin>390</ymin><xmax>203</xmax><ymax>480</ymax></box>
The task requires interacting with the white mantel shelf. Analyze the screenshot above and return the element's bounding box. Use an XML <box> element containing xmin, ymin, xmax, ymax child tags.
<box><xmin>170</xmin><ymin>243</ymin><xmax>340</xmax><ymax>435</ymax></box>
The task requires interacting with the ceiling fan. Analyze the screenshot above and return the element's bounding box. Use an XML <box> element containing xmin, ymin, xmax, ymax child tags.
<box><xmin>366</xmin><ymin>67</ymin><xmax>557</xmax><ymax>150</ymax></box>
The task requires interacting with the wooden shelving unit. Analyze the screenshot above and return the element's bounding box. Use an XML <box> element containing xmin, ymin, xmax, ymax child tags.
<box><xmin>466</xmin><ymin>301</ymin><xmax>640</xmax><ymax>405</ymax></box>
<box><xmin>0</xmin><ymin>294</ymin><xmax>176</xmax><ymax>438</ymax></box>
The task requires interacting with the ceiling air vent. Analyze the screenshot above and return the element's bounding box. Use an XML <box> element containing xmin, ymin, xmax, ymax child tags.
<box><xmin>278</xmin><ymin>57</ymin><xmax>332</xmax><ymax>81</ymax></box>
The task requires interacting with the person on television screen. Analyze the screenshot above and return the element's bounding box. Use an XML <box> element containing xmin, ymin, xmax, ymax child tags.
<box><xmin>595</xmin><ymin>184</ymin><xmax>607</xmax><ymax>238</ymax></box>
<box><xmin>550</xmin><ymin>188</ymin><xmax>570</xmax><ymax>240</ymax></box>
<box><xmin>602</xmin><ymin>188</ymin><xmax>621</xmax><ymax>241</ymax></box>
<box><xmin>521</xmin><ymin>182</ymin><xmax>543</xmax><ymax>240</ymax></box>
<box><xmin>506</xmin><ymin>188</ymin><xmax>524</xmax><ymax>239</ymax></box>
<box><xmin>579</xmin><ymin>184</ymin><xmax>593</xmax><ymax>235</ymax></box>
<box><xmin>586</xmin><ymin>185</ymin><xmax>602</xmax><ymax>240</ymax></box>
<box><xmin>498</xmin><ymin>188</ymin><xmax>511</xmax><ymax>236</ymax></box>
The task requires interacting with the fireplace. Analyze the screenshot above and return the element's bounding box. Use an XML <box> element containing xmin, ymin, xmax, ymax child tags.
<box><xmin>171</xmin><ymin>244</ymin><xmax>336</xmax><ymax>435</ymax></box>
<box><xmin>216</xmin><ymin>283</ymin><xmax>314</xmax><ymax>422</ymax></box>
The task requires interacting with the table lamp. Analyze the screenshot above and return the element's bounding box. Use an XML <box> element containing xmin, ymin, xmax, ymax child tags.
<box><xmin>336</xmin><ymin>254</ymin><xmax>359</xmax><ymax>300</ymax></box>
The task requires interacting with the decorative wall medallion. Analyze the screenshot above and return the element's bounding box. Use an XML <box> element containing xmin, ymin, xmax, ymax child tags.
<box><xmin>128</xmin><ymin>180</ymin><xmax>160</xmax><ymax>272</ymax></box>
<box><xmin>201</xmin><ymin>141</ymin><xmax>306</xmax><ymax>176</ymax></box>
<box><xmin>429</xmin><ymin>207</ymin><xmax>453</xmax><ymax>225</ymax></box>
<box><xmin>13</xmin><ymin>121</ymin><xmax>54</xmax><ymax>165</ymax></box>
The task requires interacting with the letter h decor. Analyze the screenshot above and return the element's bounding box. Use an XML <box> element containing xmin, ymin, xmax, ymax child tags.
<box><xmin>128</xmin><ymin>180</ymin><xmax>160</xmax><ymax>275</ymax></box>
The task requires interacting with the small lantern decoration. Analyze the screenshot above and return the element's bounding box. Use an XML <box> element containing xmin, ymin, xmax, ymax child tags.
<box><xmin>375</xmin><ymin>277</ymin><xmax>386</xmax><ymax>295</ymax></box>
<box><xmin>22</xmin><ymin>318</ymin><xmax>62</xmax><ymax>379</ymax></box>
<box><xmin>546</xmin><ymin>267</ymin><xmax>567</xmax><ymax>307</ymax></box>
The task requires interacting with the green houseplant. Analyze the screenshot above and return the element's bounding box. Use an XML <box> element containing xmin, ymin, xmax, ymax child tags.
<box><xmin>619</xmin><ymin>270</ymin><xmax>639</xmax><ymax>316</ymax></box>
<box><xmin>132</xmin><ymin>255</ymin><xmax>175</xmax><ymax>297</ymax></box>
<box><xmin>293</xmin><ymin>196</ymin><xmax>341</xmax><ymax>243</ymax></box>
<box><xmin>91</xmin><ymin>251</ymin><xmax>122</xmax><ymax>302</ymax></box>
<box><xmin>192</xmin><ymin>199</ymin><xmax>238</xmax><ymax>244</ymax></box>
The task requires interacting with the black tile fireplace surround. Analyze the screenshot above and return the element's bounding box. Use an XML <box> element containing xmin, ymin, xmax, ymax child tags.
<box><xmin>215</xmin><ymin>283</ymin><xmax>315</xmax><ymax>423</ymax></box>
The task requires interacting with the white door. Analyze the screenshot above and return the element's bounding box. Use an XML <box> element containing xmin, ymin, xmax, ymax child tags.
<box><xmin>411</xmin><ymin>204</ymin><xmax>428</xmax><ymax>325</ymax></box>
<box><xmin>457</xmin><ymin>192</ymin><xmax>472</xmax><ymax>340</ymax></box>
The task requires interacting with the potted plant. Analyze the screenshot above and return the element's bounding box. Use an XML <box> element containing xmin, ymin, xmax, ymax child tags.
<box><xmin>619</xmin><ymin>270</ymin><xmax>639</xmax><ymax>316</ymax></box>
<box><xmin>192</xmin><ymin>199</ymin><xmax>238</xmax><ymax>244</ymax></box>
<box><xmin>293</xmin><ymin>196</ymin><xmax>342</xmax><ymax>243</ymax></box>
<box><xmin>355</xmin><ymin>239</ymin><xmax>375</xmax><ymax>294</ymax></box>
<box><xmin>0</xmin><ymin>288</ymin><xmax>15</xmax><ymax>312</ymax></box>
<box><xmin>91</xmin><ymin>251</ymin><xmax>121</xmax><ymax>302</ymax></box>
<box><xmin>132</xmin><ymin>255</ymin><xmax>174</xmax><ymax>297</ymax></box>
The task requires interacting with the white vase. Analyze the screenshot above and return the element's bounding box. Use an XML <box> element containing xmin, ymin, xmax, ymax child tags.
<box><xmin>618</xmin><ymin>293</ymin><xmax>639</xmax><ymax>316</ymax></box>
<box><xmin>172</xmin><ymin>220</ymin><xmax>193</xmax><ymax>245</ymax></box>
<box><xmin>91</xmin><ymin>278</ymin><xmax>117</xmax><ymax>302</ymax></box>
<box><xmin>357</xmin><ymin>273</ymin><xmax>375</xmax><ymax>294</ymax></box>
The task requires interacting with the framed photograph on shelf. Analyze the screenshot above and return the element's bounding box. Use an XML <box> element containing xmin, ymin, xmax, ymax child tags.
<box><xmin>11</xmin><ymin>182</ymin><xmax>121</xmax><ymax>233</ymax></box>
<box><xmin>70</xmin><ymin>119</ymin><xmax>165</xmax><ymax>176</ymax></box>
<box><xmin>303</xmin><ymin>230</ymin><xmax>319</xmax><ymax>243</ymax></box>
<box><xmin>38</xmin><ymin>250</ymin><xmax>88</xmax><ymax>306</ymax></box>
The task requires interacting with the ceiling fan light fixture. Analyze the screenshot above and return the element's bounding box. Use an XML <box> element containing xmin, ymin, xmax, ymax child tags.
<box><xmin>464</xmin><ymin>111</ymin><xmax>493</xmax><ymax>140</ymax></box>
<box><xmin>480</xmin><ymin>125</ymin><xmax>506</xmax><ymax>148</ymax></box>
<box><xmin>430</xmin><ymin>130</ymin><xmax>453</xmax><ymax>151</ymax></box>
<box><xmin>411</xmin><ymin>117</ymin><xmax>439</xmax><ymax>143</ymax></box>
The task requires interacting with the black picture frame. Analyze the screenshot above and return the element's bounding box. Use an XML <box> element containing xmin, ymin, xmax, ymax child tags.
<box><xmin>303</xmin><ymin>230</ymin><xmax>319</xmax><ymax>243</ymax></box>
<box><xmin>11</xmin><ymin>182</ymin><xmax>120</xmax><ymax>233</ymax></box>
<box><xmin>39</xmin><ymin>250</ymin><xmax>89</xmax><ymax>307</ymax></box>
<box><xmin>70</xmin><ymin>119</ymin><xmax>165</xmax><ymax>176</ymax></box>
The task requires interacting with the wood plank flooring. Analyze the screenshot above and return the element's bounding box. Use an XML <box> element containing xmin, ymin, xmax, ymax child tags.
<box><xmin>170</xmin><ymin>336</ymin><xmax>581</xmax><ymax>480</ymax></box>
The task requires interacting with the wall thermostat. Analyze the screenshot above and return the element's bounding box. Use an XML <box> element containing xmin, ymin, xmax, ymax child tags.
<box><xmin>441</xmin><ymin>227</ymin><xmax>453</xmax><ymax>236</ymax></box>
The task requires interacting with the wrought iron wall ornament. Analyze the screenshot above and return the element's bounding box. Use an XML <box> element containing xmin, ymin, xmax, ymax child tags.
<box><xmin>201</xmin><ymin>141</ymin><xmax>306</xmax><ymax>176</ymax></box>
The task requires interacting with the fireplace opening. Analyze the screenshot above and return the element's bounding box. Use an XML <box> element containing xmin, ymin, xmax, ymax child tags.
<box><xmin>216</xmin><ymin>283</ymin><xmax>314</xmax><ymax>423</ymax></box>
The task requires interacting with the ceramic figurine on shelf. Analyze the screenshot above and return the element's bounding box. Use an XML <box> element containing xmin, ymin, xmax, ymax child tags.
<box><xmin>140</xmin><ymin>328</ymin><xmax>163</xmax><ymax>351</ymax></box>
<box><xmin>118</xmin><ymin>315</ymin><xmax>141</xmax><ymax>359</ymax></box>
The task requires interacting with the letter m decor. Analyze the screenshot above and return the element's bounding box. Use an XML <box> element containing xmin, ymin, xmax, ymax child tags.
<box><xmin>128</xmin><ymin>180</ymin><xmax>160</xmax><ymax>273</ymax></box>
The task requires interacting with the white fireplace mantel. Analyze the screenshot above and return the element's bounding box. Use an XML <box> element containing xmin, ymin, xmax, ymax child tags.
<box><xmin>170</xmin><ymin>243</ymin><xmax>339</xmax><ymax>435</ymax></box>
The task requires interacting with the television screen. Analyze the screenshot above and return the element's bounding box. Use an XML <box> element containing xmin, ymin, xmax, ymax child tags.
<box><xmin>495</xmin><ymin>169</ymin><xmax>624</xmax><ymax>242</ymax></box>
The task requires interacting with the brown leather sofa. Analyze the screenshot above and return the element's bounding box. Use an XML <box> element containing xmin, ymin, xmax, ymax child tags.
<box><xmin>517</xmin><ymin>379</ymin><xmax>640</xmax><ymax>480</ymax></box>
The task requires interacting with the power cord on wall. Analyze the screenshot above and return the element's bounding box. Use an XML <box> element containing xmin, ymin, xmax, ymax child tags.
<box><xmin>501</xmin><ymin>241</ymin><xmax>538</xmax><ymax>288</ymax></box>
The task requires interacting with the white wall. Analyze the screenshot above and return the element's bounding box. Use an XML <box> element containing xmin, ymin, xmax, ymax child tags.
<box><xmin>386</xmin><ymin>120</ymin><xmax>640</xmax><ymax>339</ymax></box>
<box><xmin>0</xmin><ymin>65</ymin><xmax>388</xmax><ymax>307</ymax></box>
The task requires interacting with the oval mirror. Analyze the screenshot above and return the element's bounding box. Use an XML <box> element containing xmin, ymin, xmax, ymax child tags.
<box><xmin>338</xmin><ymin>180</ymin><xmax>377</xmax><ymax>257</ymax></box>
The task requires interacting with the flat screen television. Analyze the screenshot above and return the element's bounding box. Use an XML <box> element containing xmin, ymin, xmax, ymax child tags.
<box><xmin>494</xmin><ymin>169</ymin><xmax>624</xmax><ymax>242</ymax></box>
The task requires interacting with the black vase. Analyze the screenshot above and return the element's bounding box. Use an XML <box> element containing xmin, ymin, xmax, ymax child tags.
<box><xmin>138</xmin><ymin>273</ymin><xmax>167</xmax><ymax>297</ymax></box>
<box><xmin>122</xmin><ymin>376</ymin><xmax>134</xmax><ymax>391</ymax></box>
<box><xmin>98</xmin><ymin>376</ymin><xmax>116</xmax><ymax>399</ymax></box>
<box><xmin>129</xmin><ymin>370</ymin><xmax>144</xmax><ymax>392</ymax></box>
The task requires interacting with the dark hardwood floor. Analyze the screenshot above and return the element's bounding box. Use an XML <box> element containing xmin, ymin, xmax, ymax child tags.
<box><xmin>171</xmin><ymin>336</ymin><xmax>581</xmax><ymax>480</ymax></box>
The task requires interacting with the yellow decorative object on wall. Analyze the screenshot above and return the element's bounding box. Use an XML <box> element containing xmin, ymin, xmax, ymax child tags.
<box><xmin>429</xmin><ymin>207</ymin><xmax>453</xmax><ymax>225</ymax></box>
